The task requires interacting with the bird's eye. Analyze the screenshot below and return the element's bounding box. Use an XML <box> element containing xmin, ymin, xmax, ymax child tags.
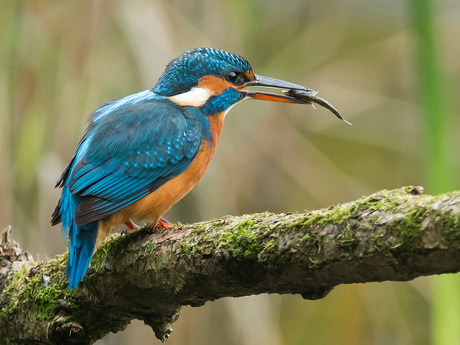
<box><xmin>227</xmin><ymin>71</ymin><xmax>238</xmax><ymax>83</ymax></box>
<box><xmin>227</xmin><ymin>71</ymin><xmax>247</xmax><ymax>86</ymax></box>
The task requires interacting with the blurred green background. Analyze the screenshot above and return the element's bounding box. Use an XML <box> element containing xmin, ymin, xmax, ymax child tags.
<box><xmin>1</xmin><ymin>0</ymin><xmax>459</xmax><ymax>344</ymax></box>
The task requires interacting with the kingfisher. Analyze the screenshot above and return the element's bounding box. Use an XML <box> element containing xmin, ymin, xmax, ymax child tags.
<box><xmin>51</xmin><ymin>48</ymin><xmax>343</xmax><ymax>289</ymax></box>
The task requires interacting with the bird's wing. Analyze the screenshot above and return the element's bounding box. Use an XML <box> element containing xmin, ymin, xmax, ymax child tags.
<box><xmin>66</xmin><ymin>101</ymin><xmax>205</xmax><ymax>225</ymax></box>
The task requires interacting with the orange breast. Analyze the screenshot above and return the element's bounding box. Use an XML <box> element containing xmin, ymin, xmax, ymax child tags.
<box><xmin>96</xmin><ymin>112</ymin><xmax>225</xmax><ymax>245</ymax></box>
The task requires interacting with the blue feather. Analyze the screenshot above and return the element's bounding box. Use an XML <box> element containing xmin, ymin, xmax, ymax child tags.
<box><xmin>56</xmin><ymin>139</ymin><xmax>99</xmax><ymax>289</ymax></box>
<box><xmin>67</xmin><ymin>101</ymin><xmax>207</xmax><ymax>225</ymax></box>
<box><xmin>202</xmin><ymin>88</ymin><xmax>245</xmax><ymax>115</ymax></box>
<box><xmin>66</xmin><ymin>221</ymin><xmax>98</xmax><ymax>289</ymax></box>
<box><xmin>154</xmin><ymin>48</ymin><xmax>252</xmax><ymax>97</ymax></box>
<box><xmin>91</xmin><ymin>90</ymin><xmax>157</xmax><ymax>122</ymax></box>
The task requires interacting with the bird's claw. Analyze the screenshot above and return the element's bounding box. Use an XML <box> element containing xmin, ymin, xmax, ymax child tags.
<box><xmin>155</xmin><ymin>217</ymin><xmax>173</xmax><ymax>228</ymax></box>
<box><xmin>122</xmin><ymin>220</ymin><xmax>140</xmax><ymax>235</ymax></box>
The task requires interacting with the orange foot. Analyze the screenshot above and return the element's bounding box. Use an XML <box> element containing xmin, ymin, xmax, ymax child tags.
<box><xmin>155</xmin><ymin>217</ymin><xmax>173</xmax><ymax>228</ymax></box>
<box><xmin>122</xmin><ymin>220</ymin><xmax>139</xmax><ymax>235</ymax></box>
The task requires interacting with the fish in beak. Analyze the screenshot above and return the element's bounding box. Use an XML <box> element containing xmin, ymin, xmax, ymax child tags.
<box><xmin>242</xmin><ymin>74</ymin><xmax>351</xmax><ymax>125</ymax></box>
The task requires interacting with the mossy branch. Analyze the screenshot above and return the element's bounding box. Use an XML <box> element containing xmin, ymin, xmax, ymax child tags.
<box><xmin>1</xmin><ymin>186</ymin><xmax>460</xmax><ymax>344</ymax></box>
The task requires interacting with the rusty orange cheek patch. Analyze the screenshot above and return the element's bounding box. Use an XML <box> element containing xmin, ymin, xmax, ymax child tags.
<box><xmin>245</xmin><ymin>70</ymin><xmax>256</xmax><ymax>82</ymax></box>
<box><xmin>198</xmin><ymin>75</ymin><xmax>233</xmax><ymax>95</ymax></box>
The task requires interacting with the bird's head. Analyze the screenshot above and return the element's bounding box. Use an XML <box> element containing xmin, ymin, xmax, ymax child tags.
<box><xmin>153</xmin><ymin>48</ymin><xmax>307</xmax><ymax>116</ymax></box>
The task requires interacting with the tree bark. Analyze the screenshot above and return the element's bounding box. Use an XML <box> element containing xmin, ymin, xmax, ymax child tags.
<box><xmin>1</xmin><ymin>186</ymin><xmax>459</xmax><ymax>344</ymax></box>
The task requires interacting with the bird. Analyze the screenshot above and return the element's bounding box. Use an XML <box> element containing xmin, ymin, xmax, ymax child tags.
<box><xmin>51</xmin><ymin>47</ymin><xmax>337</xmax><ymax>289</ymax></box>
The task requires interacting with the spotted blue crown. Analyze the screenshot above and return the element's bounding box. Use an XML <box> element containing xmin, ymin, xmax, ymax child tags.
<box><xmin>153</xmin><ymin>48</ymin><xmax>253</xmax><ymax>96</ymax></box>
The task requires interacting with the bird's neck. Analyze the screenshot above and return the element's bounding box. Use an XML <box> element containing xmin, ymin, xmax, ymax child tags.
<box><xmin>201</xmin><ymin>87</ymin><xmax>245</xmax><ymax>116</ymax></box>
<box><xmin>206</xmin><ymin>111</ymin><xmax>226</xmax><ymax>146</ymax></box>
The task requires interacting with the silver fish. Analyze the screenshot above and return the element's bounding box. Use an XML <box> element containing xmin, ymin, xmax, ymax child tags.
<box><xmin>283</xmin><ymin>89</ymin><xmax>352</xmax><ymax>125</ymax></box>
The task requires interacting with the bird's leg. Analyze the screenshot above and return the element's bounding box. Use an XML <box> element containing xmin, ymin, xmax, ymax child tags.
<box><xmin>155</xmin><ymin>217</ymin><xmax>173</xmax><ymax>228</ymax></box>
<box><xmin>123</xmin><ymin>220</ymin><xmax>140</xmax><ymax>235</ymax></box>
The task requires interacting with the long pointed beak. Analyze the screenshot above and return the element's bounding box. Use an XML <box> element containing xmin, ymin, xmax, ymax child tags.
<box><xmin>242</xmin><ymin>75</ymin><xmax>309</xmax><ymax>104</ymax></box>
<box><xmin>245</xmin><ymin>75</ymin><xmax>307</xmax><ymax>91</ymax></box>
<box><xmin>241</xmin><ymin>74</ymin><xmax>350</xmax><ymax>124</ymax></box>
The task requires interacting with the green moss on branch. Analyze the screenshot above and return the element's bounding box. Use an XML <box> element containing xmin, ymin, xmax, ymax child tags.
<box><xmin>1</xmin><ymin>187</ymin><xmax>459</xmax><ymax>344</ymax></box>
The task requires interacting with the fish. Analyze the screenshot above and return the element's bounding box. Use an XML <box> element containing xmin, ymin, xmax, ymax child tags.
<box><xmin>283</xmin><ymin>89</ymin><xmax>352</xmax><ymax>125</ymax></box>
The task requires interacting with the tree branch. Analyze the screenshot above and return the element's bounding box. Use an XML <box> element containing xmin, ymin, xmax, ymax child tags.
<box><xmin>1</xmin><ymin>186</ymin><xmax>459</xmax><ymax>344</ymax></box>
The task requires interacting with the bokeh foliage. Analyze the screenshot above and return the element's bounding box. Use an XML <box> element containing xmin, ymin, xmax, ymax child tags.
<box><xmin>1</xmin><ymin>0</ymin><xmax>459</xmax><ymax>344</ymax></box>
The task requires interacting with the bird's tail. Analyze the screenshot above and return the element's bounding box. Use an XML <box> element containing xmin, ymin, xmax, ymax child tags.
<box><xmin>66</xmin><ymin>221</ymin><xmax>98</xmax><ymax>289</ymax></box>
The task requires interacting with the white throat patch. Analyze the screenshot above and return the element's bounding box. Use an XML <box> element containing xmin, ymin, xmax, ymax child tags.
<box><xmin>167</xmin><ymin>87</ymin><xmax>212</xmax><ymax>107</ymax></box>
